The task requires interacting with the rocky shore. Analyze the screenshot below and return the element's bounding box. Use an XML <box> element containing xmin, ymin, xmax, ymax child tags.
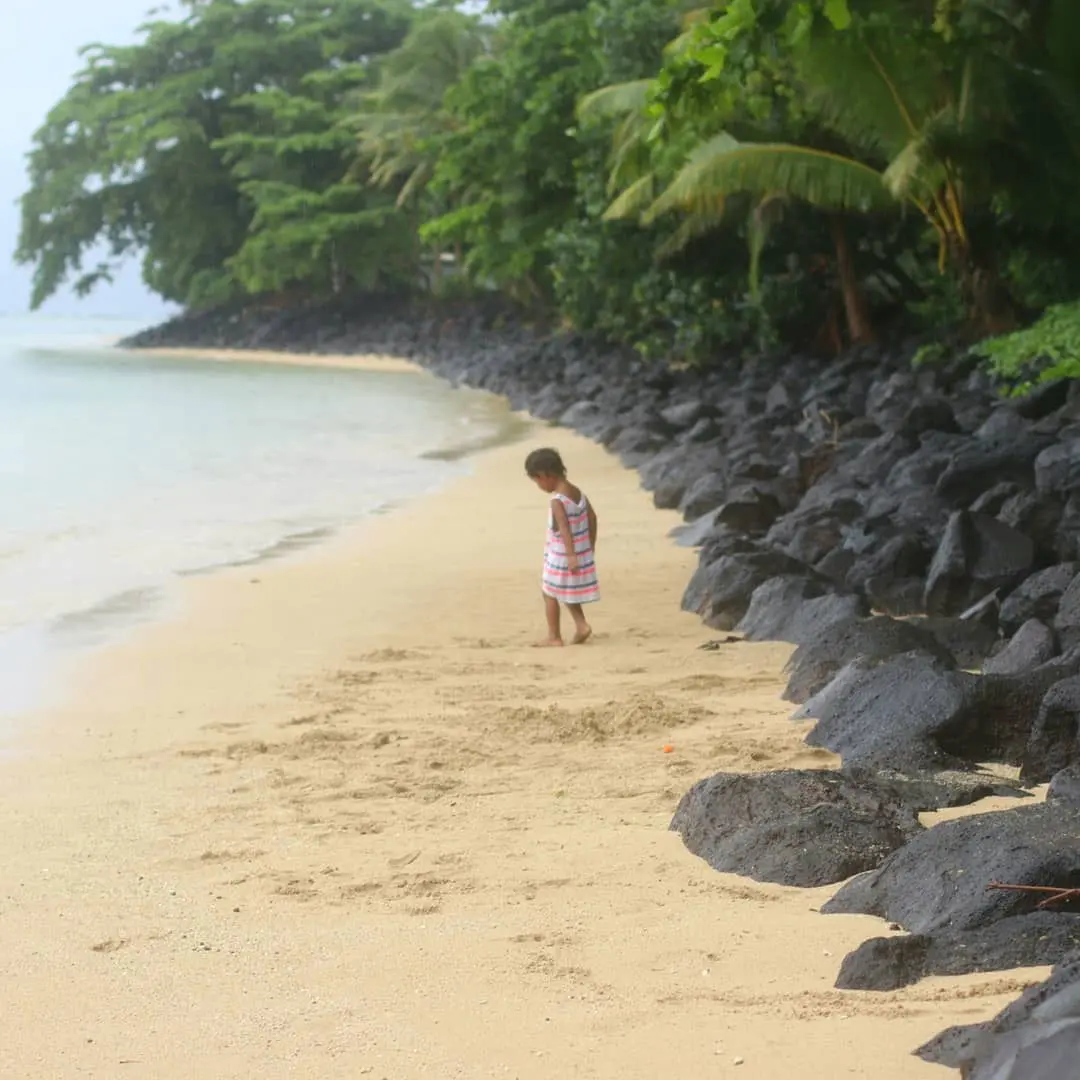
<box><xmin>124</xmin><ymin>297</ymin><xmax>1080</xmax><ymax>1075</ymax></box>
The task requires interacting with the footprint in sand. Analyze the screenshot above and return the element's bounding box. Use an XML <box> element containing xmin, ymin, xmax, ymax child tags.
<box><xmin>91</xmin><ymin>938</ymin><xmax>129</xmax><ymax>954</ymax></box>
<box><xmin>282</xmin><ymin>713</ymin><xmax>320</xmax><ymax>727</ymax></box>
<box><xmin>356</xmin><ymin>647</ymin><xmax>426</xmax><ymax>663</ymax></box>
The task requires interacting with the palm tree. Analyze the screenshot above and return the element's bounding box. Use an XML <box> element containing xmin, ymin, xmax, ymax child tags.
<box><xmin>352</xmin><ymin>9</ymin><xmax>489</xmax><ymax>282</ymax></box>
<box><xmin>600</xmin><ymin>20</ymin><xmax>1037</xmax><ymax>341</ymax></box>
<box><xmin>576</xmin><ymin>7</ymin><xmax>726</xmax><ymax>255</ymax></box>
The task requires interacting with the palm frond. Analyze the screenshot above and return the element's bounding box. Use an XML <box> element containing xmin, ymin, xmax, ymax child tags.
<box><xmin>796</xmin><ymin>33</ymin><xmax>941</xmax><ymax>161</ymax></box>
<box><xmin>603</xmin><ymin>174</ymin><xmax>656</xmax><ymax>221</ymax></box>
<box><xmin>654</xmin><ymin>207</ymin><xmax>725</xmax><ymax>260</ymax></box>
<box><xmin>883</xmin><ymin>115</ymin><xmax>953</xmax><ymax>203</ymax></box>
<box><xmin>646</xmin><ymin>136</ymin><xmax>891</xmax><ymax>223</ymax></box>
<box><xmin>578</xmin><ymin>80</ymin><xmax>656</xmax><ymax>196</ymax></box>
<box><xmin>397</xmin><ymin>160</ymin><xmax>434</xmax><ymax>207</ymax></box>
<box><xmin>576</xmin><ymin>80</ymin><xmax>652</xmax><ymax>125</ymax></box>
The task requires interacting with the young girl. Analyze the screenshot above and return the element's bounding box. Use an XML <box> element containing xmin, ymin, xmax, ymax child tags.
<box><xmin>524</xmin><ymin>447</ymin><xmax>599</xmax><ymax>646</ymax></box>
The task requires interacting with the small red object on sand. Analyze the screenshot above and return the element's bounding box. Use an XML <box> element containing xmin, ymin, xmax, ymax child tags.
<box><xmin>662</xmin><ymin>745</ymin><xmax>674</xmax><ymax>754</ymax></box>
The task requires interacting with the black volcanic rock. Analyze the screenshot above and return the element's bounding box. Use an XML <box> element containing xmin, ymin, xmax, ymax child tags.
<box><xmin>736</xmin><ymin>576</ymin><xmax>867</xmax><ymax>645</ymax></box>
<box><xmin>984</xmin><ymin>619</ymin><xmax>1058</xmax><ymax>676</ymax></box>
<box><xmin>782</xmin><ymin>616</ymin><xmax>955</xmax><ymax>705</ymax></box>
<box><xmin>915</xmin><ymin>952</ymin><xmax>1080</xmax><ymax>1077</ymax></box>
<box><xmin>796</xmin><ymin>649</ymin><xmax>1080</xmax><ymax>771</ymax></box>
<box><xmin>669</xmin><ymin>769</ymin><xmax>922</xmax><ymax>888</ymax></box>
<box><xmin>1048</xmin><ymin>764</ymin><xmax>1080</xmax><ymax>806</ymax></box>
<box><xmin>835</xmin><ymin>913</ymin><xmax>1080</xmax><ymax>991</ymax></box>
<box><xmin>681</xmin><ymin>550</ymin><xmax>814</xmax><ymax>631</ymax></box>
<box><xmin>1035</xmin><ymin>437</ymin><xmax>1080</xmax><ymax>495</ymax></box>
<box><xmin>822</xmin><ymin>802</ymin><xmax>1080</xmax><ymax>933</ymax></box>
<box><xmin>1022</xmin><ymin>674</ymin><xmax>1080</xmax><ymax>784</ymax></box>
<box><xmin>1000</xmin><ymin>563</ymin><xmax>1078</xmax><ymax>635</ymax></box>
<box><xmin>924</xmin><ymin>511</ymin><xmax>1034</xmax><ymax>616</ymax></box>
<box><xmin>1054</xmin><ymin>572</ymin><xmax>1080</xmax><ymax>650</ymax></box>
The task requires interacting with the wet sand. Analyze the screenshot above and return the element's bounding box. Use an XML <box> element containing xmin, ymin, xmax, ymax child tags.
<box><xmin>0</xmin><ymin>397</ymin><xmax>1047</xmax><ymax>1078</ymax></box>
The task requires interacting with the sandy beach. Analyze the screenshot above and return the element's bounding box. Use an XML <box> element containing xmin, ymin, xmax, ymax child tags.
<box><xmin>124</xmin><ymin>345</ymin><xmax>428</xmax><ymax>374</ymax></box>
<box><xmin>0</xmin><ymin>370</ymin><xmax>1049</xmax><ymax>1078</ymax></box>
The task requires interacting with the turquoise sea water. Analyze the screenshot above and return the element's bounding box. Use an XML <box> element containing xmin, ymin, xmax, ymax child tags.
<box><xmin>0</xmin><ymin>315</ymin><xmax>519</xmax><ymax>720</ymax></box>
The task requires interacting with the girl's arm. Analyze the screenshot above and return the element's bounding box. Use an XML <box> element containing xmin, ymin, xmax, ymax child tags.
<box><xmin>552</xmin><ymin>499</ymin><xmax>580</xmax><ymax>571</ymax></box>
<box><xmin>587</xmin><ymin>502</ymin><xmax>598</xmax><ymax>549</ymax></box>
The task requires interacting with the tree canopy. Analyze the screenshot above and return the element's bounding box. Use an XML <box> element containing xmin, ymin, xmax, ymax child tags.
<box><xmin>17</xmin><ymin>0</ymin><xmax>1080</xmax><ymax>372</ymax></box>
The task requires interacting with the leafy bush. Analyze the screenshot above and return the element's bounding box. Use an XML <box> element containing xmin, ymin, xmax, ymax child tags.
<box><xmin>975</xmin><ymin>301</ymin><xmax>1080</xmax><ymax>391</ymax></box>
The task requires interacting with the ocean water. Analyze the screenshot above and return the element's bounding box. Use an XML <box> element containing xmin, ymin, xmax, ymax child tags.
<box><xmin>0</xmin><ymin>315</ymin><xmax>522</xmax><ymax>721</ymax></box>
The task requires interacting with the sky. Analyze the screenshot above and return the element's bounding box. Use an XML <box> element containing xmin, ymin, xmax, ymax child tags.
<box><xmin>0</xmin><ymin>1</ymin><xmax>178</xmax><ymax>318</ymax></box>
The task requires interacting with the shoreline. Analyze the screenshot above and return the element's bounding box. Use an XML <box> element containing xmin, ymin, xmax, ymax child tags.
<box><xmin>0</xmin><ymin>348</ymin><xmax>1050</xmax><ymax>1075</ymax></box>
<box><xmin>126</xmin><ymin>344</ymin><xmax>428</xmax><ymax>375</ymax></box>
<box><xmin>0</xmin><ymin>343</ymin><xmax>532</xmax><ymax>735</ymax></box>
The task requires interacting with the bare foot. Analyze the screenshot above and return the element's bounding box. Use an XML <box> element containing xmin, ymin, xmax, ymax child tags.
<box><xmin>533</xmin><ymin>638</ymin><xmax>564</xmax><ymax>648</ymax></box>
<box><xmin>571</xmin><ymin>626</ymin><xmax>593</xmax><ymax>645</ymax></box>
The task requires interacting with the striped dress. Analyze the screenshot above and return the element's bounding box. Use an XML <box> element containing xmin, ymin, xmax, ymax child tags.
<box><xmin>542</xmin><ymin>492</ymin><xmax>600</xmax><ymax>605</ymax></box>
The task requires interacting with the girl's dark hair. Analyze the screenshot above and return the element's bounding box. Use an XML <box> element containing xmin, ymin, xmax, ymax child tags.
<box><xmin>525</xmin><ymin>447</ymin><xmax>566</xmax><ymax>477</ymax></box>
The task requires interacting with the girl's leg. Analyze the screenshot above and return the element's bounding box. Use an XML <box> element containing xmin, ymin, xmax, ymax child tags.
<box><xmin>567</xmin><ymin>603</ymin><xmax>592</xmax><ymax>645</ymax></box>
<box><xmin>536</xmin><ymin>594</ymin><xmax>563</xmax><ymax>646</ymax></box>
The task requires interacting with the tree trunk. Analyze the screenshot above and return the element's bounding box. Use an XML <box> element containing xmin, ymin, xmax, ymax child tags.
<box><xmin>829</xmin><ymin>214</ymin><xmax>876</xmax><ymax>346</ymax></box>
<box><xmin>951</xmin><ymin>240</ymin><xmax>1016</xmax><ymax>338</ymax></box>
<box><xmin>329</xmin><ymin>242</ymin><xmax>344</xmax><ymax>296</ymax></box>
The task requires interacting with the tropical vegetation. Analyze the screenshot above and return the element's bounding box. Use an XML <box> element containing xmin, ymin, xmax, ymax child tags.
<box><xmin>16</xmin><ymin>0</ymin><xmax>1080</xmax><ymax>374</ymax></box>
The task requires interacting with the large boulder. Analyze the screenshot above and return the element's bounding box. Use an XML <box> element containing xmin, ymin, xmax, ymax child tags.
<box><xmin>659</xmin><ymin>399</ymin><xmax>713</xmax><ymax>431</ymax></box>
<box><xmin>782</xmin><ymin>616</ymin><xmax>955</xmax><ymax>704</ymax></box>
<box><xmin>1048</xmin><ymin>764</ymin><xmax>1080</xmax><ymax>806</ymax></box>
<box><xmin>1000</xmin><ymin>563</ymin><xmax>1078</xmax><ymax>635</ymax></box>
<box><xmin>845</xmin><ymin>533</ymin><xmax>931</xmax><ymax>594</ymax></box>
<box><xmin>866</xmin><ymin>373</ymin><xmax>921</xmax><ymax>432</ymax></box>
<box><xmin>840</xmin><ymin>432</ymin><xmax>917</xmax><ymax>487</ymax></box>
<box><xmin>736</xmin><ymin>577</ymin><xmax>868</xmax><ymax>645</ymax></box>
<box><xmin>557</xmin><ymin>400</ymin><xmax>613</xmax><ymax>440</ymax></box>
<box><xmin>971</xmin><ymin>480</ymin><xmax>1024</xmax><ymax>516</ymax></box>
<box><xmin>935</xmin><ymin>430</ymin><xmax>1054</xmax><ymax>504</ymax></box>
<box><xmin>924</xmin><ymin>511</ymin><xmax>1035</xmax><ymax>616</ymax></box>
<box><xmin>640</xmin><ymin>443</ymin><xmax>724</xmax><ymax>510</ymax></box>
<box><xmin>681</xmin><ymin>550</ymin><xmax>813</xmax><ymax>631</ymax></box>
<box><xmin>1053</xmin><ymin>493</ymin><xmax>1080</xmax><ymax>562</ymax></box>
<box><xmin>797</xmin><ymin>650</ymin><xmax>1080</xmax><ymax>771</ymax></box>
<box><xmin>1021</xmin><ymin>674</ymin><xmax>1080</xmax><ymax>784</ymax></box>
<box><xmin>836</xmin><ymin>913</ymin><xmax>1080</xmax><ymax>992</ymax></box>
<box><xmin>669</xmin><ymin>510</ymin><xmax>724</xmax><ymax>549</ymax></box>
<box><xmin>822</xmin><ymin>802</ymin><xmax>1080</xmax><ymax>932</ymax></box>
<box><xmin>984</xmin><ymin>619</ymin><xmax>1058</xmax><ymax>676</ymax></box>
<box><xmin>608</xmin><ymin>423</ymin><xmax>670</xmax><ymax>465</ymax></box>
<box><xmin>669</xmin><ymin>769</ymin><xmax>922</xmax><ymax>888</ymax></box>
<box><xmin>796</xmin><ymin>653</ymin><xmax>970</xmax><ymax>771</ymax></box>
<box><xmin>711</xmin><ymin>488</ymin><xmax>783</xmax><ymax>535</ymax></box>
<box><xmin>865</xmin><ymin>576</ymin><xmax>927</xmax><ymax>617</ymax></box>
<box><xmin>1035</xmin><ymin>437</ymin><xmax>1080</xmax><ymax>495</ymax></box>
<box><xmin>896</xmin><ymin>398</ymin><xmax>960</xmax><ymax>438</ymax></box>
<box><xmin>1054</xmin><ymin>572</ymin><xmax>1080</xmax><ymax>650</ymax></box>
<box><xmin>921</xmin><ymin>610</ymin><xmax>1002</xmax><ymax>669</ymax></box>
<box><xmin>1000</xmin><ymin>489</ymin><xmax>1066</xmax><ymax>562</ymax></box>
<box><xmin>915</xmin><ymin>952</ymin><xmax>1080</xmax><ymax>1078</ymax></box>
<box><xmin>679</xmin><ymin>473</ymin><xmax>728</xmax><ymax>521</ymax></box>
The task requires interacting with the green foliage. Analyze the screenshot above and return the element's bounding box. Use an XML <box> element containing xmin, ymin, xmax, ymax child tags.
<box><xmin>910</xmin><ymin>342</ymin><xmax>948</xmax><ymax>370</ymax></box>
<box><xmin>975</xmin><ymin>301</ymin><xmax>1080</xmax><ymax>390</ymax></box>
<box><xmin>18</xmin><ymin>0</ymin><xmax>416</xmax><ymax>308</ymax></box>
<box><xmin>420</xmin><ymin>0</ymin><xmax>607</xmax><ymax>300</ymax></box>
<box><xmin>16</xmin><ymin>0</ymin><xmax>1080</xmax><ymax>374</ymax></box>
<box><xmin>354</xmin><ymin>9</ymin><xmax>489</xmax><ymax>209</ymax></box>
